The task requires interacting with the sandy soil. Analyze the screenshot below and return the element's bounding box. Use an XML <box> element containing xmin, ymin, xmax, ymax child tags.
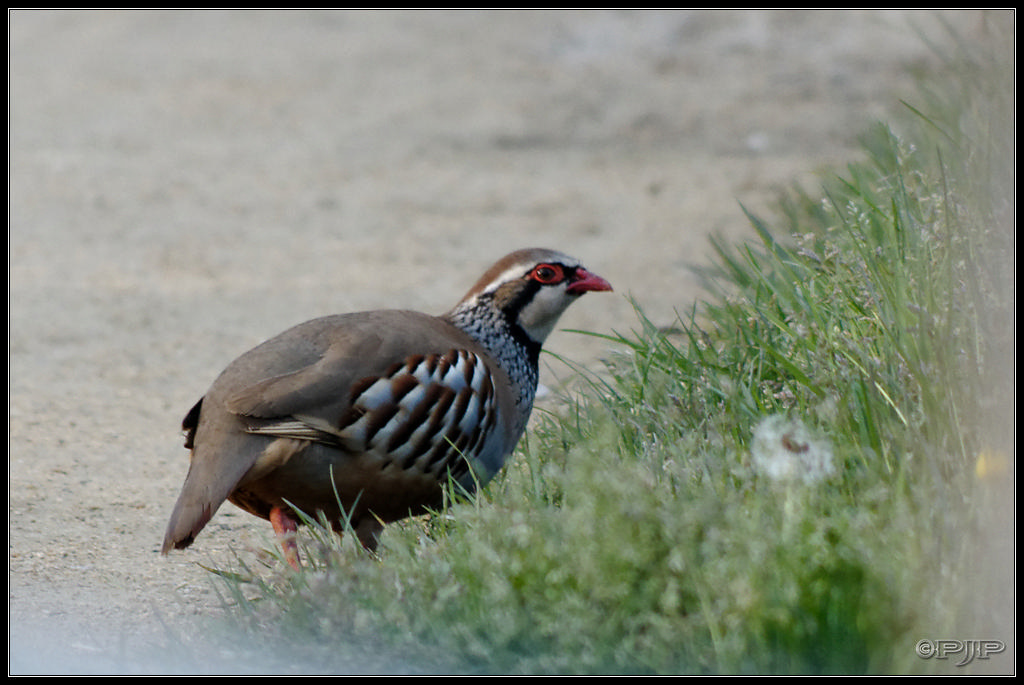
<box><xmin>9</xmin><ymin>10</ymin><xmax>994</xmax><ymax>674</ymax></box>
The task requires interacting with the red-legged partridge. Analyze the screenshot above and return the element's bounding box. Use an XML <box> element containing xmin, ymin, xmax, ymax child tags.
<box><xmin>162</xmin><ymin>248</ymin><xmax>612</xmax><ymax>568</ymax></box>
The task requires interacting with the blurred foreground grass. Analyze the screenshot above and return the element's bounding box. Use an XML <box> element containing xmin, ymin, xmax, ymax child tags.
<box><xmin>207</xmin><ymin>16</ymin><xmax>1013</xmax><ymax>675</ymax></box>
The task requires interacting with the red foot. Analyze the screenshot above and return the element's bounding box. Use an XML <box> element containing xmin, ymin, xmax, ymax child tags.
<box><xmin>269</xmin><ymin>506</ymin><xmax>301</xmax><ymax>570</ymax></box>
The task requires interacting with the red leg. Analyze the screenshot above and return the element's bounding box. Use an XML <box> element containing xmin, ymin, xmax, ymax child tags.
<box><xmin>269</xmin><ymin>506</ymin><xmax>301</xmax><ymax>570</ymax></box>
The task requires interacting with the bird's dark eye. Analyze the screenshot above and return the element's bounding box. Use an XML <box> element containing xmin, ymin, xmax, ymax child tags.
<box><xmin>530</xmin><ymin>264</ymin><xmax>564</xmax><ymax>284</ymax></box>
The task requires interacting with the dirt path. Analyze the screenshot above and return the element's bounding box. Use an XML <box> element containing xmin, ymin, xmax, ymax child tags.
<box><xmin>9</xmin><ymin>10</ymin><xmax>984</xmax><ymax>674</ymax></box>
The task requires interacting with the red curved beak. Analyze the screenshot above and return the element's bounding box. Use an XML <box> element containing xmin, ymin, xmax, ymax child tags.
<box><xmin>566</xmin><ymin>267</ymin><xmax>613</xmax><ymax>295</ymax></box>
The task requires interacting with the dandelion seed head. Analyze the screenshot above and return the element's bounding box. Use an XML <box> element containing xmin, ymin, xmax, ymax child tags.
<box><xmin>751</xmin><ymin>415</ymin><xmax>836</xmax><ymax>484</ymax></box>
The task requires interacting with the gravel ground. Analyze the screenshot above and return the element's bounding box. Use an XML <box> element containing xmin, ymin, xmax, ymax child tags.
<box><xmin>9</xmin><ymin>9</ymin><xmax>995</xmax><ymax>674</ymax></box>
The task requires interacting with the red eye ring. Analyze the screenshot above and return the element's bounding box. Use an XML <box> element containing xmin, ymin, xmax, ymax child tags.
<box><xmin>530</xmin><ymin>263</ymin><xmax>564</xmax><ymax>284</ymax></box>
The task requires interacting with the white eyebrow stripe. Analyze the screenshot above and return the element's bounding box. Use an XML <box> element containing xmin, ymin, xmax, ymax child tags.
<box><xmin>481</xmin><ymin>264</ymin><xmax>531</xmax><ymax>294</ymax></box>
<box><xmin>480</xmin><ymin>258</ymin><xmax>582</xmax><ymax>294</ymax></box>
